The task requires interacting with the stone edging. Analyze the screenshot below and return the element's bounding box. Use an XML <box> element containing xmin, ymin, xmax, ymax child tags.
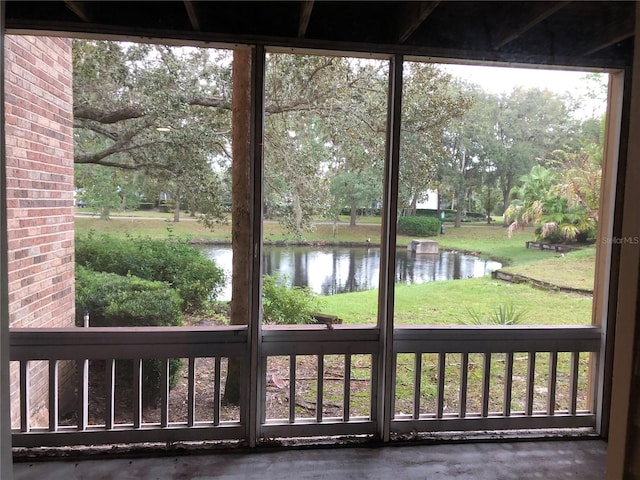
<box><xmin>491</xmin><ymin>270</ymin><xmax>593</xmax><ymax>296</ymax></box>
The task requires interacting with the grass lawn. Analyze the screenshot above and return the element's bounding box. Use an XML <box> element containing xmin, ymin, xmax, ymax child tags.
<box><xmin>321</xmin><ymin>276</ymin><xmax>593</xmax><ymax>326</ymax></box>
<box><xmin>499</xmin><ymin>246</ymin><xmax>596</xmax><ymax>291</ymax></box>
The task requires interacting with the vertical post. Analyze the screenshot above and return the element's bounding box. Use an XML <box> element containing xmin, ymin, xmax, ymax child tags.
<box><xmin>481</xmin><ymin>353</ymin><xmax>491</xmax><ymax>417</ymax></box>
<box><xmin>343</xmin><ymin>354</ymin><xmax>351</xmax><ymax>422</ymax></box>
<box><xmin>503</xmin><ymin>352</ymin><xmax>514</xmax><ymax>417</ymax></box>
<box><xmin>413</xmin><ymin>353</ymin><xmax>422</xmax><ymax>419</ymax></box>
<box><xmin>48</xmin><ymin>361</ymin><xmax>58</xmax><ymax>432</ymax></box>
<box><xmin>606</xmin><ymin>4</ymin><xmax>640</xmax><ymax>478</ymax></box>
<box><xmin>247</xmin><ymin>43</ymin><xmax>265</xmax><ymax>447</ymax></box>
<box><xmin>289</xmin><ymin>355</ymin><xmax>296</xmax><ymax>423</ymax></box>
<box><xmin>316</xmin><ymin>355</ymin><xmax>324</xmax><ymax>423</ymax></box>
<box><xmin>0</xmin><ymin>0</ymin><xmax>14</xmax><ymax>475</ymax></box>
<box><xmin>459</xmin><ymin>352</ymin><xmax>468</xmax><ymax>418</ymax></box>
<box><xmin>377</xmin><ymin>54</ymin><xmax>403</xmax><ymax>442</ymax></box>
<box><xmin>226</xmin><ymin>46</ymin><xmax>252</xmax><ymax>409</ymax></box>
<box><xmin>160</xmin><ymin>358</ymin><xmax>170</xmax><ymax>428</ymax></box>
<box><xmin>187</xmin><ymin>358</ymin><xmax>196</xmax><ymax>427</ymax></box>
<box><xmin>107</xmin><ymin>359</ymin><xmax>116</xmax><ymax>429</ymax></box>
<box><xmin>132</xmin><ymin>359</ymin><xmax>142</xmax><ymax>429</ymax></box>
<box><xmin>547</xmin><ymin>351</ymin><xmax>557</xmax><ymax>416</ymax></box>
<box><xmin>526</xmin><ymin>352</ymin><xmax>536</xmax><ymax>416</ymax></box>
<box><xmin>593</xmin><ymin>70</ymin><xmax>625</xmax><ymax>436</ymax></box>
<box><xmin>437</xmin><ymin>353</ymin><xmax>446</xmax><ymax>418</ymax></box>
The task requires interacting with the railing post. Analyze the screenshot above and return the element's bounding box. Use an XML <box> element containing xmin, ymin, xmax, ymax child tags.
<box><xmin>377</xmin><ymin>53</ymin><xmax>403</xmax><ymax>442</ymax></box>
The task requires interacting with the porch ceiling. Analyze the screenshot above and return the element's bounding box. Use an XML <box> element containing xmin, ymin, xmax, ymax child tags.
<box><xmin>4</xmin><ymin>1</ymin><xmax>635</xmax><ymax>69</ymax></box>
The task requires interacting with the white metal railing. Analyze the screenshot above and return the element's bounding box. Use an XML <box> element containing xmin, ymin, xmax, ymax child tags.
<box><xmin>391</xmin><ymin>326</ymin><xmax>601</xmax><ymax>434</ymax></box>
<box><xmin>10</xmin><ymin>326</ymin><xmax>248</xmax><ymax>447</ymax></box>
<box><xmin>10</xmin><ymin>324</ymin><xmax>601</xmax><ymax>447</ymax></box>
<box><xmin>259</xmin><ymin>325</ymin><xmax>380</xmax><ymax>438</ymax></box>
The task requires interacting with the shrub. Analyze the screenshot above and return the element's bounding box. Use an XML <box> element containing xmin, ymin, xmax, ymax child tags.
<box><xmin>75</xmin><ymin>265</ymin><xmax>183</xmax><ymax>401</ymax></box>
<box><xmin>397</xmin><ymin>216</ymin><xmax>441</xmax><ymax>236</ymax></box>
<box><xmin>464</xmin><ymin>304</ymin><xmax>528</xmax><ymax>326</ymax></box>
<box><xmin>75</xmin><ymin>265</ymin><xmax>184</xmax><ymax>327</ymax></box>
<box><xmin>75</xmin><ymin>233</ymin><xmax>225</xmax><ymax>312</ymax></box>
<box><xmin>262</xmin><ymin>274</ymin><xmax>323</xmax><ymax>325</ymax></box>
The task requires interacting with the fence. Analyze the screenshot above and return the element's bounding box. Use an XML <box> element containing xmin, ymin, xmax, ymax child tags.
<box><xmin>10</xmin><ymin>324</ymin><xmax>601</xmax><ymax>447</ymax></box>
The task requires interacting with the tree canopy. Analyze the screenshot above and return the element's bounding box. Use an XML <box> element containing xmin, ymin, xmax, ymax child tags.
<box><xmin>72</xmin><ymin>40</ymin><xmax>605</xmax><ymax>238</ymax></box>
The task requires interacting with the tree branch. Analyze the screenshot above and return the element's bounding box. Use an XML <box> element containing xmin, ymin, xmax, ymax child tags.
<box><xmin>74</xmin><ymin>122</ymin><xmax>119</xmax><ymax>141</ymax></box>
<box><xmin>189</xmin><ymin>96</ymin><xmax>230</xmax><ymax>109</ymax></box>
<box><xmin>74</xmin><ymin>116</ymin><xmax>156</xmax><ymax>165</ymax></box>
<box><xmin>74</xmin><ymin>105</ymin><xmax>145</xmax><ymax>123</ymax></box>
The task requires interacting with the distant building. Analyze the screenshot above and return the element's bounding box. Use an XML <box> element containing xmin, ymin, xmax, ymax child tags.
<box><xmin>415</xmin><ymin>189</ymin><xmax>438</xmax><ymax>210</ymax></box>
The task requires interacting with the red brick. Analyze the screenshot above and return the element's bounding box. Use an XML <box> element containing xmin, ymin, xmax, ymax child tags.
<box><xmin>5</xmin><ymin>35</ymin><xmax>75</xmax><ymax>422</ymax></box>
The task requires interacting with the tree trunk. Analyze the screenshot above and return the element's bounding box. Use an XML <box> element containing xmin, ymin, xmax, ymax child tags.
<box><xmin>455</xmin><ymin>207</ymin><xmax>463</xmax><ymax>227</ymax></box>
<box><xmin>293</xmin><ymin>191</ymin><xmax>304</xmax><ymax>233</ymax></box>
<box><xmin>486</xmin><ymin>184</ymin><xmax>492</xmax><ymax>224</ymax></box>
<box><xmin>173</xmin><ymin>196</ymin><xmax>180</xmax><ymax>222</ymax></box>
<box><xmin>454</xmin><ymin>188</ymin><xmax>463</xmax><ymax>228</ymax></box>
<box><xmin>350</xmin><ymin>200</ymin><xmax>357</xmax><ymax>226</ymax></box>
<box><xmin>502</xmin><ymin>175</ymin><xmax>512</xmax><ymax>226</ymax></box>
<box><xmin>224</xmin><ymin>48</ymin><xmax>252</xmax><ymax>406</ymax></box>
<box><xmin>501</xmin><ymin>187</ymin><xmax>510</xmax><ymax>225</ymax></box>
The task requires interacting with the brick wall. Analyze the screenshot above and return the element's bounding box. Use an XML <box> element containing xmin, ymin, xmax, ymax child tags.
<box><xmin>4</xmin><ymin>35</ymin><xmax>75</xmax><ymax>428</ymax></box>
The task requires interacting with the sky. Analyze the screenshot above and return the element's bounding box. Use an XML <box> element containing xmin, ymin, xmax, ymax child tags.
<box><xmin>439</xmin><ymin>63</ymin><xmax>608</xmax><ymax>118</ymax></box>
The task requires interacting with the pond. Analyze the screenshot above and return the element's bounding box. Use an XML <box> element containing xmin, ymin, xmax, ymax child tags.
<box><xmin>200</xmin><ymin>246</ymin><xmax>502</xmax><ymax>301</ymax></box>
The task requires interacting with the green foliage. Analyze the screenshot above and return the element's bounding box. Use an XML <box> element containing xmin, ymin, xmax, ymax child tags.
<box><xmin>73</xmin><ymin>40</ymin><xmax>232</xmax><ymax>226</ymax></box>
<box><xmin>76</xmin><ymin>165</ymin><xmax>123</xmax><ymax>220</ymax></box>
<box><xmin>75</xmin><ymin>265</ymin><xmax>184</xmax><ymax>327</ymax></box>
<box><xmin>262</xmin><ymin>274</ymin><xmax>323</xmax><ymax>325</ymax></box>
<box><xmin>397</xmin><ymin>216</ymin><xmax>441</xmax><ymax>236</ymax></box>
<box><xmin>400</xmin><ymin>64</ymin><xmax>473</xmax><ymax>213</ymax></box>
<box><xmin>75</xmin><ymin>233</ymin><xmax>225</xmax><ymax>312</ymax></box>
<box><xmin>75</xmin><ymin>265</ymin><xmax>183</xmax><ymax>400</ymax></box>
<box><xmin>464</xmin><ymin>304</ymin><xmax>529</xmax><ymax>326</ymax></box>
<box><xmin>505</xmin><ymin>164</ymin><xmax>596</xmax><ymax>242</ymax></box>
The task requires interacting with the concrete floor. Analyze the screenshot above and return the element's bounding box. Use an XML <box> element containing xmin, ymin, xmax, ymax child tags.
<box><xmin>13</xmin><ymin>439</ymin><xmax>606</xmax><ymax>480</ymax></box>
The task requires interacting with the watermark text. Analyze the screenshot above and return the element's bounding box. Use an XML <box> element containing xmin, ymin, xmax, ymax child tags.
<box><xmin>602</xmin><ymin>236</ymin><xmax>640</xmax><ymax>245</ymax></box>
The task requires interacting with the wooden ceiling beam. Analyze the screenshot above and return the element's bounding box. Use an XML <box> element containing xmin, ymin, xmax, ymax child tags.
<box><xmin>492</xmin><ymin>1</ymin><xmax>570</xmax><ymax>50</ymax></box>
<box><xmin>298</xmin><ymin>1</ymin><xmax>314</xmax><ymax>38</ymax></box>
<box><xmin>396</xmin><ymin>1</ymin><xmax>440</xmax><ymax>44</ymax></box>
<box><xmin>64</xmin><ymin>1</ymin><xmax>92</xmax><ymax>23</ymax></box>
<box><xmin>582</xmin><ymin>15</ymin><xmax>635</xmax><ymax>56</ymax></box>
<box><xmin>183</xmin><ymin>1</ymin><xmax>201</xmax><ymax>32</ymax></box>
<box><xmin>582</xmin><ymin>30</ymin><xmax>634</xmax><ymax>56</ymax></box>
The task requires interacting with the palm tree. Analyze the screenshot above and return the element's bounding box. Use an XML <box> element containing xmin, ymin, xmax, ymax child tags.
<box><xmin>505</xmin><ymin>165</ymin><xmax>594</xmax><ymax>242</ymax></box>
<box><xmin>504</xmin><ymin>165</ymin><xmax>557</xmax><ymax>236</ymax></box>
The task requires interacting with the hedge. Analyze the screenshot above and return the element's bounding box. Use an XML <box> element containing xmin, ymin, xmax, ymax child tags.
<box><xmin>397</xmin><ymin>216</ymin><xmax>441</xmax><ymax>236</ymax></box>
<box><xmin>75</xmin><ymin>233</ymin><xmax>225</xmax><ymax>312</ymax></box>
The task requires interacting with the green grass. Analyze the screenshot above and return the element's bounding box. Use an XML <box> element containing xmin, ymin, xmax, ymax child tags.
<box><xmin>76</xmin><ymin>216</ymin><xmax>232</xmax><ymax>242</ymax></box>
<box><xmin>436</xmin><ymin>224</ymin><xmax>554</xmax><ymax>266</ymax></box>
<box><xmin>321</xmin><ymin>276</ymin><xmax>593</xmax><ymax>326</ymax></box>
<box><xmin>500</xmin><ymin>246</ymin><xmax>596</xmax><ymax>291</ymax></box>
<box><xmin>76</xmin><ymin>209</ymin><xmax>178</xmax><ymax>219</ymax></box>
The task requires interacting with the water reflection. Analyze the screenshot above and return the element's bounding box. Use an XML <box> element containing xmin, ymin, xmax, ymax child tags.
<box><xmin>201</xmin><ymin>246</ymin><xmax>501</xmax><ymax>301</ymax></box>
